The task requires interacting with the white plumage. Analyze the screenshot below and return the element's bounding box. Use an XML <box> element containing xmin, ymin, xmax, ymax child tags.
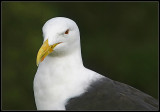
<box><xmin>34</xmin><ymin>17</ymin><xmax>158</xmax><ymax>110</ymax></box>
<box><xmin>34</xmin><ymin>17</ymin><xmax>103</xmax><ymax>110</ymax></box>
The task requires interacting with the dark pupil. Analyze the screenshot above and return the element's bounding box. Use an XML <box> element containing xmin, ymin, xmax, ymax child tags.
<box><xmin>65</xmin><ymin>29</ymin><xmax>69</xmax><ymax>34</ymax></box>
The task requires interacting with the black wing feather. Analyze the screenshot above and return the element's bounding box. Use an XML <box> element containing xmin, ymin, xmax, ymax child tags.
<box><xmin>66</xmin><ymin>77</ymin><xmax>158</xmax><ymax>110</ymax></box>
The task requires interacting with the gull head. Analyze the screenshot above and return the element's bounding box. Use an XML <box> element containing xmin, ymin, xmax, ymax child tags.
<box><xmin>36</xmin><ymin>17</ymin><xmax>80</xmax><ymax>66</ymax></box>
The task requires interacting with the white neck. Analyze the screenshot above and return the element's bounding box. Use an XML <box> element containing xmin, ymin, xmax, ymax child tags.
<box><xmin>34</xmin><ymin>44</ymin><xmax>103</xmax><ymax>110</ymax></box>
<box><xmin>46</xmin><ymin>46</ymin><xmax>83</xmax><ymax>69</ymax></box>
<box><xmin>34</xmin><ymin>47</ymin><xmax>84</xmax><ymax>110</ymax></box>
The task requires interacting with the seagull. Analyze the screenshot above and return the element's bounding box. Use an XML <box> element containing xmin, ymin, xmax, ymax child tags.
<box><xmin>34</xmin><ymin>17</ymin><xmax>158</xmax><ymax>110</ymax></box>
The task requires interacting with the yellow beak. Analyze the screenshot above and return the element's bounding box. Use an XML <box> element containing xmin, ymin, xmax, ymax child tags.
<box><xmin>36</xmin><ymin>39</ymin><xmax>61</xmax><ymax>66</ymax></box>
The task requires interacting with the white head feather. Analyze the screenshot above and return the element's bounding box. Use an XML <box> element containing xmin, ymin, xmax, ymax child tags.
<box><xmin>42</xmin><ymin>17</ymin><xmax>81</xmax><ymax>55</ymax></box>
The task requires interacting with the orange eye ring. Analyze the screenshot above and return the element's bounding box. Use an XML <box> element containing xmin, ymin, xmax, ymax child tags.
<box><xmin>65</xmin><ymin>29</ymin><xmax>69</xmax><ymax>34</ymax></box>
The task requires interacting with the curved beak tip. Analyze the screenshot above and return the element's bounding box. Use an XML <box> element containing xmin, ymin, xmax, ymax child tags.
<box><xmin>36</xmin><ymin>39</ymin><xmax>61</xmax><ymax>66</ymax></box>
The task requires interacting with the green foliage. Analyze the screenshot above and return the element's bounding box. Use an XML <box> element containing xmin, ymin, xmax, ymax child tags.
<box><xmin>2</xmin><ymin>2</ymin><xmax>158</xmax><ymax>110</ymax></box>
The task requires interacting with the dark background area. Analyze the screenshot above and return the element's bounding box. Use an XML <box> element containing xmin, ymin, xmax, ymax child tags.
<box><xmin>2</xmin><ymin>2</ymin><xmax>158</xmax><ymax>110</ymax></box>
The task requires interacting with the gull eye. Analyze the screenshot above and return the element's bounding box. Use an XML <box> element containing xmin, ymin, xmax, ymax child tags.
<box><xmin>65</xmin><ymin>29</ymin><xmax>69</xmax><ymax>34</ymax></box>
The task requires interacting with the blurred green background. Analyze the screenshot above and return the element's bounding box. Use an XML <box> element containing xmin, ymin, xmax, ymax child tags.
<box><xmin>2</xmin><ymin>2</ymin><xmax>158</xmax><ymax>110</ymax></box>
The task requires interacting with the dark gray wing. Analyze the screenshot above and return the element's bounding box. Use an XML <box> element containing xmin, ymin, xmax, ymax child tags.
<box><xmin>65</xmin><ymin>77</ymin><xmax>158</xmax><ymax>110</ymax></box>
